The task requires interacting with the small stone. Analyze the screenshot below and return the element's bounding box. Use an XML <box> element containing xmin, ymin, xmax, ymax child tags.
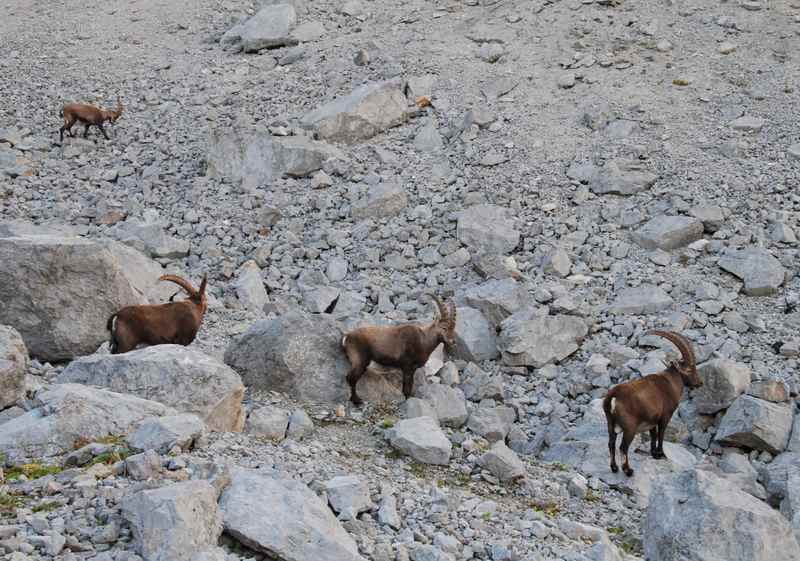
<box><xmin>479</xmin><ymin>441</ymin><xmax>526</xmax><ymax>482</ymax></box>
<box><xmin>718</xmin><ymin>41</ymin><xmax>737</xmax><ymax>54</ymax></box>
<box><xmin>557</xmin><ymin>73</ymin><xmax>576</xmax><ymax>89</ymax></box>
<box><xmin>730</xmin><ymin>116</ymin><xmax>766</xmax><ymax>132</ymax></box>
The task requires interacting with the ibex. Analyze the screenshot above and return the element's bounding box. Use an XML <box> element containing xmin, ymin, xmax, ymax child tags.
<box><xmin>107</xmin><ymin>275</ymin><xmax>207</xmax><ymax>354</ymax></box>
<box><xmin>59</xmin><ymin>97</ymin><xmax>123</xmax><ymax>142</ymax></box>
<box><xmin>342</xmin><ymin>295</ymin><xmax>457</xmax><ymax>406</ymax></box>
<box><xmin>603</xmin><ymin>330</ymin><xmax>702</xmax><ymax>476</ymax></box>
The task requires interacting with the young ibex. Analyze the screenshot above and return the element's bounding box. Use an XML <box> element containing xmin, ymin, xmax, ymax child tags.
<box><xmin>107</xmin><ymin>274</ymin><xmax>207</xmax><ymax>354</ymax></box>
<box><xmin>603</xmin><ymin>330</ymin><xmax>702</xmax><ymax>476</ymax></box>
<box><xmin>342</xmin><ymin>295</ymin><xmax>457</xmax><ymax>406</ymax></box>
<box><xmin>59</xmin><ymin>97</ymin><xmax>123</xmax><ymax>142</ymax></box>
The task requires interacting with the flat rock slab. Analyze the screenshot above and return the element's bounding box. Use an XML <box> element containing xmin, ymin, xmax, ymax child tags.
<box><xmin>59</xmin><ymin>345</ymin><xmax>245</xmax><ymax>432</ymax></box>
<box><xmin>730</xmin><ymin>115</ymin><xmax>766</xmax><ymax>132</ymax></box>
<box><xmin>631</xmin><ymin>215</ymin><xmax>704</xmax><ymax>250</ymax></box>
<box><xmin>608</xmin><ymin>285</ymin><xmax>674</xmax><ymax>315</ymax></box>
<box><xmin>498</xmin><ymin>314</ymin><xmax>587</xmax><ymax>368</ymax></box>
<box><xmin>206</xmin><ymin>127</ymin><xmax>343</xmax><ymax>190</ymax></box>
<box><xmin>127</xmin><ymin>414</ymin><xmax>206</xmax><ymax>454</ymax></box>
<box><xmin>715</xmin><ymin>395</ymin><xmax>793</xmax><ymax>454</ymax></box>
<box><xmin>301</xmin><ymin>80</ymin><xmax>408</xmax><ymax>143</ymax></box>
<box><xmin>221</xmin><ymin>4</ymin><xmax>298</xmax><ymax>52</ymax></box>
<box><xmin>220</xmin><ymin>468</ymin><xmax>366</xmax><ymax>561</ymax></box>
<box><xmin>718</xmin><ymin>247</ymin><xmax>786</xmax><ymax>296</ymax></box>
<box><xmin>0</xmin><ymin>383</ymin><xmax>175</xmax><ymax>462</ymax></box>
<box><xmin>589</xmin><ymin>159</ymin><xmax>657</xmax><ymax>195</ymax></box>
<box><xmin>386</xmin><ymin>416</ymin><xmax>452</xmax><ymax>465</ymax></box>
<box><xmin>644</xmin><ymin>469</ymin><xmax>800</xmax><ymax>561</ymax></box>
<box><xmin>457</xmin><ymin>205</ymin><xmax>520</xmax><ymax>255</ymax></box>
<box><xmin>122</xmin><ymin>480</ymin><xmax>222</xmax><ymax>561</ymax></box>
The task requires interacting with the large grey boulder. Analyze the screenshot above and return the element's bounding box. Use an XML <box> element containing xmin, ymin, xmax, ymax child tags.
<box><xmin>459</xmin><ymin>278</ymin><xmax>527</xmax><ymax>327</ymax></box>
<box><xmin>351</xmin><ymin>182</ymin><xmax>408</xmax><ymax>219</ymax></box>
<box><xmin>715</xmin><ymin>395</ymin><xmax>793</xmax><ymax>454</ymax></box>
<box><xmin>457</xmin><ymin>205</ymin><xmax>520</xmax><ymax>255</ymax></box>
<box><xmin>589</xmin><ymin>159</ymin><xmax>657</xmax><ymax>195</ymax></box>
<box><xmin>122</xmin><ymin>481</ymin><xmax>223</xmax><ymax>561</ymax></box>
<box><xmin>109</xmin><ymin>217</ymin><xmax>190</xmax><ymax>259</ymax></box>
<box><xmin>631</xmin><ymin>215</ymin><xmax>704</xmax><ymax>250</ymax></box>
<box><xmin>325</xmin><ymin>475</ymin><xmax>372</xmax><ymax>518</ymax></box>
<box><xmin>760</xmin><ymin>452</ymin><xmax>800</xmax><ymax>506</ymax></box>
<box><xmin>0</xmin><ymin>234</ymin><xmax>157</xmax><ymax>361</ymax></box>
<box><xmin>643</xmin><ymin>469</ymin><xmax>800</xmax><ymax>561</ymax></box>
<box><xmin>206</xmin><ymin>127</ymin><xmax>343</xmax><ymax>190</ymax></box>
<box><xmin>608</xmin><ymin>285</ymin><xmax>673</xmax><ymax>315</ymax></box>
<box><xmin>498</xmin><ymin>314</ymin><xmax>587</xmax><ymax>368</ymax></box>
<box><xmin>220</xmin><ymin>4</ymin><xmax>298</xmax><ymax>52</ymax></box>
<box><xmin>59</xmin><ymin>345</ymin><xmax>245</xmax><ymax>432</ymax></box>
<box><xmin>220</xmin><ymin>468</ymin><xmax>366</xmax><ymax>561</ymax></box>
<box><xmin>479</xmin><ymin>441</ymin><xmax>526</xmax><ymax>482</ymax></box>
<box><xmin>127</xmin><ymin>414</ymin><xmax>206</xmax><ymax>454</ymax></box>
<box><xmin>234</xmin><ymin>260</ymin><xmax>269</xmax><ymax>314</ymax></box>
<box><xmin>452</xmin><ymin>306</ymin><xmax>498</xmax><ymax>362</ymax></box>
<box><xmin>0</xmin><ymin>325</ymin><xmax>27</xmax><ymax>410</ymax></box>
<box><xmin>386</xmin><ymin>416</ymin><xmax>452</xmax><ymax>465</ymax></box>
<box><xmin>718</xmin><ymin>247</ymin><xmax>786</xmax><ymax>296</ymax></box>
<box><xmin>415</xmin><ymin>384</ymin><xmax>468</xmax><ymax>428</ymax></box>
<box><xmin>246</xmin><ymin>406</ymin><xmax>289</xmax><ymax>440</ymax></box>
<box><xmin>301</xmin><ymin>80</ymin><xmax>408</xmax><ymax>143</ymax></box>
<box><xmin>467</xmin><ymin>405</ymin><xmax>516</xmax><ymax>442</ymax></box>
<box><xmin>0</xmin><ymin>384</ymin><xmax>174</xmax><ymax>462</ymax></box>
<box><xmin>224</xmin><ymin>311</ymin><xmax>350</xmax><ymax>403</ymax></box>
<box><xmin>693</xmin><ymin>359</ymin><xmax>751</xmax><ymax>414</ymax></box>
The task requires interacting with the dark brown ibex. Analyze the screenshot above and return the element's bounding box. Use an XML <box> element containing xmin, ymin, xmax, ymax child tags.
<box><xmin>60</xmin><ymin>97</ymin><xmax>123</xmax><ymax>142</ymax></box>
<box><xmin>342</xmin><ymin>295</ymin><xmax>457</xmax><ymax>406</ymax></box>
<box><xmin>603</xmin><ymin>330</ymin><xmax>702</xmax><ymax>476</ymax></box>
<box><xmin>107</xmin><ymin>275</ymin><xmax>207</xmax><ymax>354</ymax></box>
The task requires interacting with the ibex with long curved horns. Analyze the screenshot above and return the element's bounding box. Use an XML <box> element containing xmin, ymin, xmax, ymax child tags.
<box><xmin>107</xmin><ymin>274</ymin><xmax>207</xmax><ymax>354</ymax></box>
<box><xmin>341</xmin><ymin>294</ymin><xmax>457</xmax><ymax>406</ymax></box>
<box><xmin>603</xmin><ymin>330</ymin><xmax>702</xmax><ymax>476</ymax></box>
<box><xmin>60</xmin><ymin>96</ymin><xmax>123</xmax><ymax>142</ymax></box>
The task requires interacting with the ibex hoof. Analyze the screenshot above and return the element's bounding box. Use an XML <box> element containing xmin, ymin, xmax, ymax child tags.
<box><xmin>610</xmin><ymin>465</ymin><xmax>619</xmax><ymax>474</ymax></box>
<box><xmin>623</xmin><ymin>467</ymin><xmax>634</xmax><ymax>477</ymax></box>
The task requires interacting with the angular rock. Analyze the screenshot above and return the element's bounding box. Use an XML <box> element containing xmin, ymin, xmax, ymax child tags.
<box><xmin>325</xmin><ymin>475</ymin><xmax>372</xmax><ymax>517</ymax></box>
<box><xmin>246</xmin><ymin>406</ymin><xmax>289</xmax><ymax>440</ymax></box>
<box><xmin>386</xmin><ymin>416</ymin><xmax>451</xmax><ymax>465</ymax></box>
<box><xmin>0</xmin><ymin>234</ymin><xmax>154</xmax><ymax>361</ymax></box>
<box><xmin>457</xmin><ymin>205</ymin><xmax>520</xmax><ymax>254</ymax></box>
<box><xmin>631</xmin><ymin>215</ymin><xmax>704</xmax><ymax>250</ymax></box>
<box><xmin>127</xmin><ymin>449</ymin><xmax>163</xmax><ymax>481</ymax></box>
<box><xmin>460</xmin><ymin>278</ymin><xmax>527</xmax><ymax>327</ymax></box>
<box><xmin>716</xmin><ymin>395</ymin><xmax>793</xmax><ymax>454</ymax></box>
<box><xmin>415</xmin><ymin>384</ymin><xmax>468</xmax><ymax>427</ymax></box>
<box><xmin>122</xmin><ymin>480</ymin><xmax>222</xmax><ymax>561</ymax></box>
<box><xmin>689</xmin><ymin>205</ymin><xmax>725</xmax><ymax>233</ymax></box>
<box><xmin>0</xmin><ymin>383</ymin><xmax>174</xmax><ymax>462</ymax></box>
<box><xmin>693</xmin><ymin>359</ymin><xmax>751</xmax><ymax>414</ymax></box>
<box><xmin>414</xmin><ymin>119</ymin><xmax>443</xmax><ymax>152</ymax></box>
<box><xmin>221</xmin><ymin>4</ymin><xmax>298</xmax><ymax>52</ymax></box>
<box><xmin>0</xmin><ymin>325</ymin><xmax>27</xmax><ymax>410</ymax></box>
<box><xmin>459</xmin><ymin>362</ymin><xmax>504</xmax><ymax>402</ymax></box>
<box><xmin>400</xmin><ymin>397</ymin><xmax>439</xmax><ymax>422</ymax></box>
<box><xmin>452</xmin><ymin>306</ymin><xmax>498</xmax><ymax>362</ymax></box>
<box><xmin>301</xmin><ymin>80</ymin><xmax>408</xmax><ymax>143</ymax></box>
<box><xmin>467</xmin><ymin>405</ymin><xmax>515</xmax><ymax>442</ymax></box>
<box><xmin>286</xmin><ymin>409</ymin><xmax>314</xmax><ymax>440</ymax></box>
<box><xmin>110</xmin><ymin>217</ymin><xmax>190</xmax><ymax>259</ymax></box>
<box><xmin>128</xmin><ymin>414</ymin><xmax>206</xmax><ymax>453</ymax></box>
<box><xmin>378</xmin><ymin>490</ymin><xmax>401</xmax><ymax>529</ymax></box>
<box><xmin>220</xmin><ymin>468</ymin><xmax>366</xmax><ymax>561</ymax></box>
<box><xmin>224</xmin><ymin>311</ymin><xmax>350</xmax><ymax>403</ymax></box>
<box><xmin>543</xmin><ymin>248</ymin><xmax>571</xmax><ymax>277</ymax></box>
<box><xmin>748</xmin><ymin>380</ymin><xmax>789</xmax><ymax>403</ymax></box>
<box><xmin>59</xmin><ymin>346</ymin><xmax>245</xmax><ymax>432</ymax></box>
<box><xmin>498</xmin><ymin>314</ymin><xmax>587</xmax><ymax>368</ymax></box>
<box><xmin>352</xmin><ymin>182</ymin><xmax>408</xmax><ymax>219</ymax></box>
<box><xmin>730</xmin><ymin>115</ymin><xmax>766</xmax><ymax>132</ymax></box>
<box><xmin>643</xmin><ymin>469</ymin><xmax>800</xmax><ymax>561</ymax></box>
<box><xmin>234</xmin><ymin>260</ymin><xmax>269</xmax><ymax>314</ymax></box>
<box><xmin>608</xmin><ymin>285</ymin><xmax>674</xmax><ymax>315</ymax></box>
<box><xmin>718</xmin><ymin>247</ymin><xmax>786</xmax><ymax>296</ymax></box>
<box><xmin>480</xmin><ymin>441</ymin><xmax>526</xmax><ymax>482</ymax></box>
<box><xmin>206</xmin><ymin>127</ymin><xmax>343</xmax><ymax>189</ymax></box>
<box><xmin>590</xmin><ymin>159</ymin><xmax>657</xmax><ymax>195</ymax></box>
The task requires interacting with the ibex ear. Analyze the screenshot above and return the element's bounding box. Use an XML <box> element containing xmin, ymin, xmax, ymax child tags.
<box><xmin>198</xmin><ymin>274</ymin><xmax>208</xmax><ymax>297</ymax></box>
